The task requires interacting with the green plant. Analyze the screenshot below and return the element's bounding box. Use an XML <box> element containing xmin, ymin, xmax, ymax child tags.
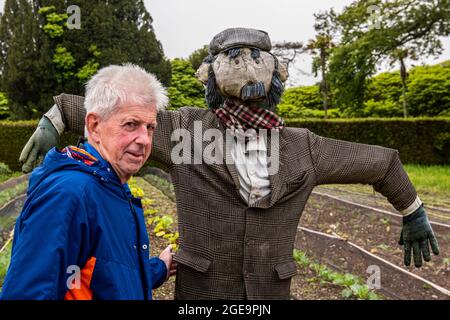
<box><xmin>151</xmin><ymin>215</ymin><xmax>174</xmax><ymax>237</ymax></box>
<box><xmin>0</xmin><ymin>163</ymin><xmax>12</xmax><ymax>176</ymax></box>
<box><xmin>293</xmin><ymin>249</ymin><xmax>309</xmax><ymax>268</ymax></box>
<box><xmin>443</xmin><ymin>258</ymin><xmax>450</xmax><ymax>266</ymax></box>
<box><xmin>0</xmin><ymin>93</ymin><xmax>10</xmax><ymax>120</ymax></box>
<box><xmin>143</xmin><ymin>174</ymin><xmax>176</xmax><ymax>201</ymax></box>
<box><xmin>0</xmin><ymin>181</ymin><xmax>28</xmax><ymax>207</ymax></box>
<box><xmin>293</xmin><ymin>249</ymin><xmax>381</xmax><ymax>300</ymax></box>
<box><xmin>377</xmin><ymin>244</ymin><xmax>390</xmax><ymax>251</ymax></box>
<box><xmin>130</xmin><ymin>177</ymin><xmax>178</xmax><ymax>250</ymax></box>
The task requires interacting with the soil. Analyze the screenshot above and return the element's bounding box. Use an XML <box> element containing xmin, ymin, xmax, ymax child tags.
<box><xmin>299</xmin><ymin>186</ymin><xmax>450</xmax><ymax>291</ymax></box>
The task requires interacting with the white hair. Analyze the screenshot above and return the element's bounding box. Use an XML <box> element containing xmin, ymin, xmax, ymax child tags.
<box><xmin>84</xmin><ymin>63</ymin><xmax>168</xmax><ymax>119</ymax></box>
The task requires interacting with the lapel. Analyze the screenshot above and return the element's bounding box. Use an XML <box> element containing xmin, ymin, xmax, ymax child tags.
<box><xmin>267</xmin><ymin>128</ymin><xmax>287</xmax><ymax>206</ymax></box>
<box><xmin>201</xmin><ymin>112</ymin><xmax>242</xmax><ymax>195</ymax></box>
<box><xmin>253</xmin><ymin>128</ymin><xmax>287</xmax><ymax>208</ymax></box>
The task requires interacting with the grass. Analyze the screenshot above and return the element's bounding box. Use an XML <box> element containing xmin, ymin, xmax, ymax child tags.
<box><xmin>0</xmin><ymin>239</ymin><xmax>12</xmax><ymax>291</ymax></box>
<box><xmin>0</xmin><ymin>162</ymin><xmax>21</xmax><ymax>184</ymax></box>
<box><xmin>403</xmin><ymin>164</ymin><xmax>450</xmax><ymax>198</ymax></box>
<box><xmin>0</xmin><ymin>181</ymin><xmax>28</xmax><ymax>208</ymax></box>
<box><xmin>0</xmin><ymin>172</ymin><xmax>21</xmax><ymax>184</ymax></box>
<box><xmin>320</xmin><ymin>164</ymin><xmax>450</xmax><ymax>209</ymax></box>
<box><xmin>142</xmin><ymin>174</ymin><xmax>176</xmax><ymax>202</ymax></box>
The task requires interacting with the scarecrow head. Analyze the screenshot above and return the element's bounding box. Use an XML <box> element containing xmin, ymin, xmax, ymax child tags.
<box><xmin>196</xmin><ymin>28</ymin><xmax>288</xmax><ymax>110</ymax></box>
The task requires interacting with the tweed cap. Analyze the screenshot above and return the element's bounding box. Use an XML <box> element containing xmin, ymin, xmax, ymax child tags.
<box><xmin>209</xmin><ymin>28</ymin><xmax>272</xmax><ymax>55</ymax></box>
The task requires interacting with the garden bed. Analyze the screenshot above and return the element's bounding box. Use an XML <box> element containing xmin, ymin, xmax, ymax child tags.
<box><xmin>298</xmin><ymin>188</ymin><xmax>449</xmax><ymax>297</ymax></box>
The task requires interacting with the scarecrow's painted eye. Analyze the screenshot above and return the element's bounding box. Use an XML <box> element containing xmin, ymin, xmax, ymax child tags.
<box><xmin>234</xmin><ymin>59</ymin><xmax>239</xmax><ymax>64</ymax></box>
<box><xmin>255</xmin><ymin>58</ymin><xmax>260</xmax><ymax>64</ymax></box>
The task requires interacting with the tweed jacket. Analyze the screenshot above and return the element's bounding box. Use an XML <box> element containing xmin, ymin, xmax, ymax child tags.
<box><xmin>52</xmin><ymin>94</ymin><xmax>417</xmax><ymax>299</ymax></box>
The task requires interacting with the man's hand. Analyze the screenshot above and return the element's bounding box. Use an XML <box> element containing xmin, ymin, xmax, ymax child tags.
<box><xmin>399</xmin><ymin>206</ymin><xmax>439</xmax><ymax>268</ymax></box>
<box><xmin>19</xmin><ymin>116</ymin><xmax>59</xmax><ymax>173</ymax></box>
<box><xmin>159</xmin><ymin>245</ymin><xmax>177</xmax><ymax>280</ymax></box>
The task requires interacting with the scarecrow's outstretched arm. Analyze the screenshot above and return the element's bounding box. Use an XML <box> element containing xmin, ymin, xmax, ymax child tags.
<box><xmin>307</xmin><ymin>129</ymin><xmax>439</xmax><ymax>268</ymax></box>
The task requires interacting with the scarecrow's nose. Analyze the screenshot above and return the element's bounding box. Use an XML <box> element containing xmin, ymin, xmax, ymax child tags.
<box><xmin>246</xmin><ymin>63</ymin><xmax>257</xmax><ymax>82</ymax></box>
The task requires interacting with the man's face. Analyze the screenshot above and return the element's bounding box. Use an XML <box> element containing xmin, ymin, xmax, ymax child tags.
<box><xmin>88</xmin><ymin>102</ymin><xmax>157</xmax><ymax>183</ymax></box>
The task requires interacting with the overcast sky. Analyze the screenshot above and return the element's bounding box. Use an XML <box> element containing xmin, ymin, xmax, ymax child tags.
<box><xmin>1</xmin><ymin>0</ymin><xmax>449</xmax><ymax>85</ymax></box>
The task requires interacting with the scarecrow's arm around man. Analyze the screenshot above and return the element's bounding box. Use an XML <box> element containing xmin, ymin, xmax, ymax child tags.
<box><xmin>19</xmin><ymin>92</ymin><xmax>439</xmax><ymax>270</ymax></box>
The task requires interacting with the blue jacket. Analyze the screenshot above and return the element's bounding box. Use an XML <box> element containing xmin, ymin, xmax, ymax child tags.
<box><xmin>0</xmin><ymin>143</ymin><xmax>167</xmax><ymax>300</ymax></box>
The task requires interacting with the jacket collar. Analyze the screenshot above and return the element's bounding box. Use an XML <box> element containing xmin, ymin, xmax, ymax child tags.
<box><xmin>83</xmin><ymin>142</ymin><xmax>124</xmax><ymax>186</ymax></box>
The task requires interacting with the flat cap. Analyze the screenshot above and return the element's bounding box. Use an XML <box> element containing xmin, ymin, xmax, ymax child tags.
<box><xmin>209</xmin><ymin>27</ymin><xmax>272</xmax><ymax>55</ymax></box>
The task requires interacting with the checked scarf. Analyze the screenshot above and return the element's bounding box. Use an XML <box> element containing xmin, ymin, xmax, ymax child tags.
<box><xmin>212</xmin><ymin>99</ymin><xmax>285</xmax><ymax>132</ymax></box>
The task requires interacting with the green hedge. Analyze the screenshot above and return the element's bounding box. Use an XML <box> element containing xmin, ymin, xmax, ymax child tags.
<box><xmin>285</xmin><ymin>117</ymin><xmax>450</xmax><ymax>165</ymax></box>
<box><xmin>0</xmin><ymin>120</ymin><xmax>80</xmax><ymax>171</ymax></box>
<box><xmin>0</xmin><ymin>118</ymin><xmax>449</xmax><ymax>171</ymax></box>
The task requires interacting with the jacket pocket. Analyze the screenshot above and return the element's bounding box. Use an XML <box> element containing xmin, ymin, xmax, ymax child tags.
<box><xmin>274</xmin><ymin>261</ymin><xmax>298</xmax><ymax>280</ymax></box>
<box><xmin>174</xmin><ymin>249</ymin><xmax>212</xmax><ymax>273</ymax></box>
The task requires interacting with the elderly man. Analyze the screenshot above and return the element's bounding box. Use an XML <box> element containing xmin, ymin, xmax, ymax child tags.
<box><xmin>18</xmin><ymin>28</ymin><xmax>439</xmax><ymax>300</ymax></box>
<box><xmin>1</xmin><ymin>64</ymin><xmax>176</xmax><ymax>300</ymax></box>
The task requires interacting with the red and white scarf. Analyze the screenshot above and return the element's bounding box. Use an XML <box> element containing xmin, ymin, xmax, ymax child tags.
<box><xmin>212</xmin><ymin>99</ymin><xmax>285</xmax><ymax>132</ymax></box>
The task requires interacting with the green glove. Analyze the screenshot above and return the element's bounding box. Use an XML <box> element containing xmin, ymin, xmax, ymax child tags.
<box><xmin>19</xmin><ymin>116</ymin><xmax>59</xmax><ymax>173</ymax></box>
<box><xmin>399</xmin><ymin>206</ymin><xmax>439</xmax><ymax>268</ymax></box>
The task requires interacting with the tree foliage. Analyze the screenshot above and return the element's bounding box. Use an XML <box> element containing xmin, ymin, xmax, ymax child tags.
<box><xmin>167</xmin><ymin>59</ymin><xmax>206</xmax><ymax>110</ymax></box>
<box><xmin>0</xmin><ymin>92</ymin><xmax>9</xmax><ymax>119</ymax></box>
<box><xmin>327</xmin><ymin>0</ymin><xmax>450</xmax><ymax>115</ymax></box>
<box><xmin>0</xmin><ymin>0</ymin><xmax>171</xmax><ymax>119</ymax></box>
<box><xmin>188</xmin><ymin>45</ymin><xmax>209</xmax><ymax>71</ymax></box>
<box><xmin>405</xmin><ymin>61</ymin><xmax>450</xmax><ymax>117</ymax></box>
<box><xmin>0</xmin><ymin>0</ymin><xmax>41</xmax><ymax>119</ymax></box>
<box><xmin>276</xmin><ymin>85</ymin><xmax>341</xmax><ymax>119</ymax></box>
<box><xmin>278</xmin><ymin>60</ymin><xmax>450</xmax><ymax>118</ymax></box>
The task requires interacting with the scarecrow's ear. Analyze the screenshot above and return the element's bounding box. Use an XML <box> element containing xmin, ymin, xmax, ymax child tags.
<box><xmin>279</xmin><ymin>61</ymin><xmax>289</xmax><ymax>82</ymax></box>
<box><xmin>195</xmin><ymin>62</ymin><xmax>210</xmax><ymax>84</ymax></box>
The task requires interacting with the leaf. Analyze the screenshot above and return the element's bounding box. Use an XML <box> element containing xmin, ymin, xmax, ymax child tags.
<box><xmin>368</xmin><ymin>292</ymin><xmax>380</xmax><ymax>300</ymax></box>
<box><xmin>341</xmin><ymin>288</ymin><xmax>353</xmax><ymax>298</ymax></box>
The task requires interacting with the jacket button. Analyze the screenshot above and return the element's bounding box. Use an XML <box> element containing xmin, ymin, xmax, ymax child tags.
<box><xmin>142</xmin><ymin>244</ymin><xmax>148</xmax><ymax>250</ymax></box>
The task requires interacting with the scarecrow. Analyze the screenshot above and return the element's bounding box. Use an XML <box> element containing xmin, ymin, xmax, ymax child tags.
<box><xmin>19</xmin><ymin>28</ymin><xmax>439</xmax><ymax>299</ymax></box>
